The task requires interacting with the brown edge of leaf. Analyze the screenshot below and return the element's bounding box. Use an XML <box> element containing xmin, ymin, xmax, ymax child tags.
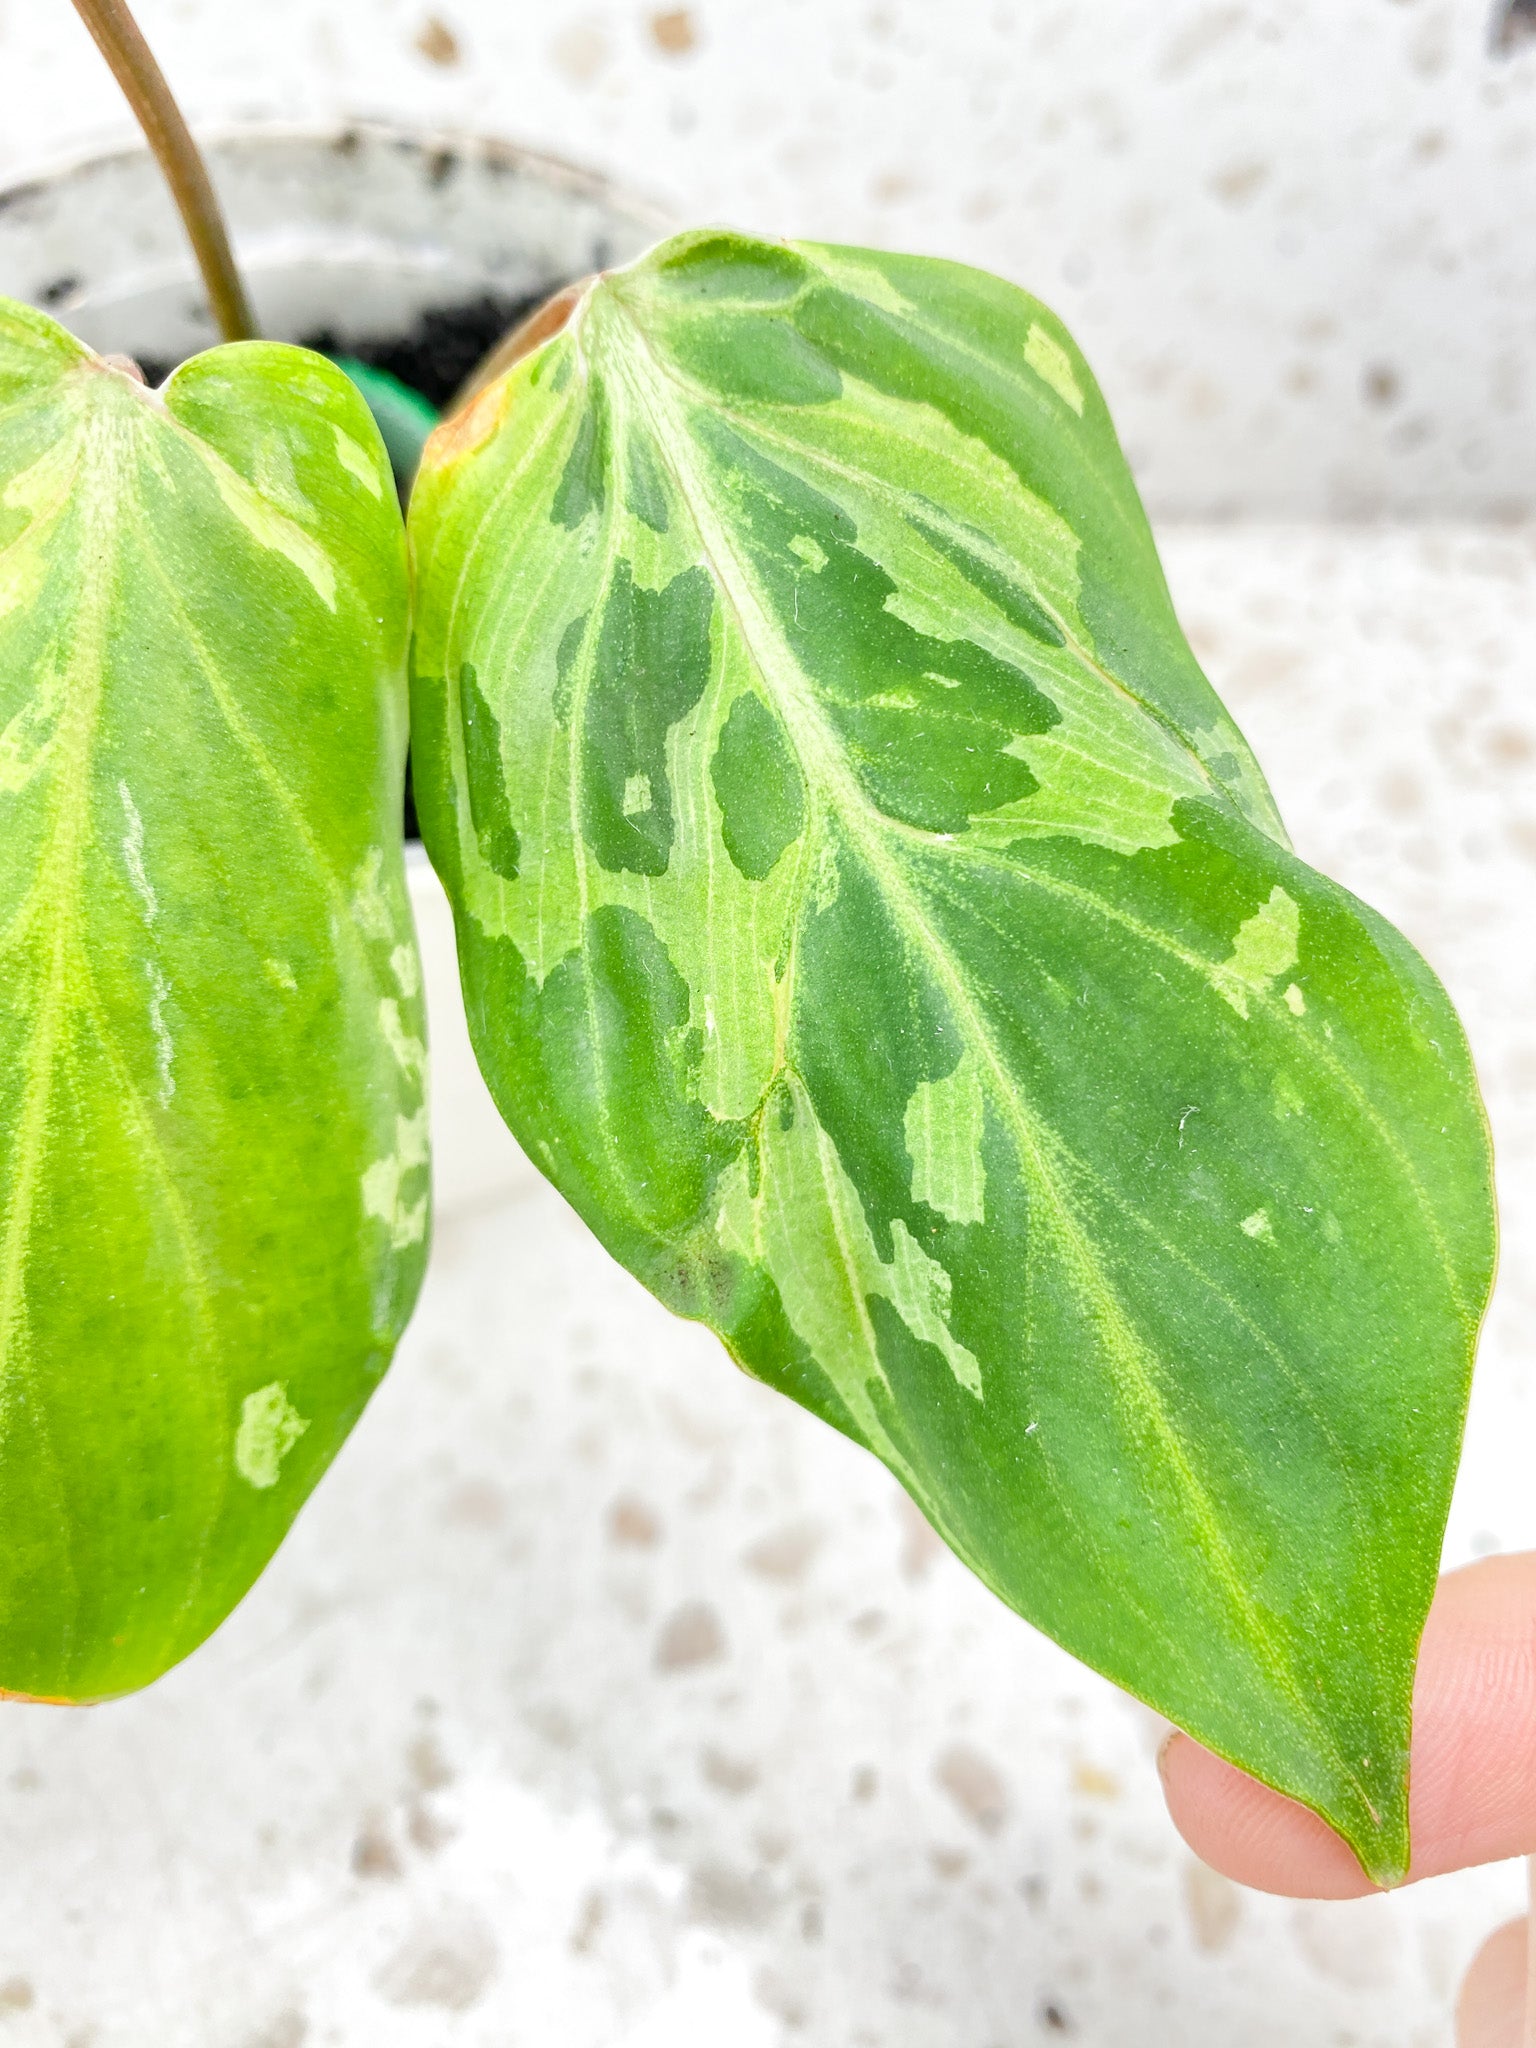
<box><xmin>454</xmin><ymin>275</ymin><xmax>596</xmax><ymax>408</ymax></box>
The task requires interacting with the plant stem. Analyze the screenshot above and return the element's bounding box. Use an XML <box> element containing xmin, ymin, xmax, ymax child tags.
<box><xmin>69</xmin><ymin>0</ymin><xmax>255</xmax><ymax>343</ymax></box>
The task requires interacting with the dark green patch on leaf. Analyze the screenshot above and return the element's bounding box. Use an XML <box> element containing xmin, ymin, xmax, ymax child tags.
<box><xmin>652</xmin><ymin>232</ymin><xmax>812</xmax><ymax>303</ymax></box>
<box><xmin>459</xmin><ymin>662</ymin><xmax>521</xmax><ymax>878</ymax></box>
<box><xmin>665</xmin><ymin>314</ymin><xmax>842</xmax><ymax>407</ymax></box>
<box><xmin>580</xmin><ymin>562</ymin><xmax>714</xmax><ymax>875</ymax></box>
<box><xmin>625</xmin><ymin>435</ymin><xmax>671</xmax><ymax>533</ymax></box>
<box><xmin>552</xmin><ymin>611</ymin><xmax>589</xmax><ymax>727</ymax></box>
<box><xmin>552</xmin><ymin>383</ymin><xmax>609</xmax><ymax>529</ymax></box>
<box><xmin>710</xmin><ymin>690</ymin><xmax>806</xmax><ymax>879</ymax></box>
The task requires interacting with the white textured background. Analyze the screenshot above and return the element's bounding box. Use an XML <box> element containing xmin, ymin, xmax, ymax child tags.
<box><xmin>1</xmin><ymin>5</ymin><xmax>1535</xmax><ymax>2046</ymax></box>
<box><xmin>4</xmin><ymin>0</ymin><xmax>1536</xmax><ymax>512</ymax></box>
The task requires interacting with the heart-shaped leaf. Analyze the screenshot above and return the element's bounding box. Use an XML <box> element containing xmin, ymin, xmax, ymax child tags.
<box><xmin>0</xmin><ymin>302</ymin><xmax>428</xmax><ymax>1699</ymax></box>
<box><xmin>408</xmin><ymin>232</ymin><xmax>1495</xmax><ymax>1881</ymax></box>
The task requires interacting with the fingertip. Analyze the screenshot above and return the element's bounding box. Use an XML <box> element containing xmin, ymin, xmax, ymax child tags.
<box><xmin>1158</xmin><ymin>1730</ymin><xmax>1376</xmax><ymax>1899</ymax></box>
<box><xmin>1457</xmin><ymin>1918</ymin><xmax>1527</xmax><ymax>2048</ymax></box>
<box><xmin>1158</xmin><ymin>1555</ymin><xmax>1536</xmax><ymax>1898</ymax></box>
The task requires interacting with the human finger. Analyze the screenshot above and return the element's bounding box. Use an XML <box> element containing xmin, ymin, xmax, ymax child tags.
<box><xmin>1455</xmin><ymin>1917</ymin><xmax>1526</xmax><ymax>2048</ymax></box>
<box><xmin>1159</xmin><ymin>1551</ymin><xmax>1536</xmax><ymax>1896</ymax></box>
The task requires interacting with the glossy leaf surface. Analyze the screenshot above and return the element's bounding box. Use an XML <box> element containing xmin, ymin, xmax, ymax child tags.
<box><xmin>0</xmin><ymin>303</ymin><xmax>427</xmax><ymax>1699</ymax></box>
<box><xmin>409</xmin><ymin>233</ymin><xmax>1495</xmax><ymax>1880</ymax></box>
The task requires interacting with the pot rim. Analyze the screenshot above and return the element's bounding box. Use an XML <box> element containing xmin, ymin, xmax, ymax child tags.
<box><xmin>0</xmin><ymin>114</ymin><xmax>676</xmax><ymax>236</ymax></box>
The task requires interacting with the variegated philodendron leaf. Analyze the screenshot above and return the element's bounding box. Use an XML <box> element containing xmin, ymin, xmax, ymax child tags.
<box><xmin>0</xmin><ymin>301</ymin><xmax>428</xmax><ymax>1700</ymax></box>
<box><xmin>408</xmin><ymin>231</ymin><xmax>1494</xmax><ymax>1882</ymax></box>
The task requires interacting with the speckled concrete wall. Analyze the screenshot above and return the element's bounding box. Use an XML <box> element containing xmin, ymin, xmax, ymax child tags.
<box><xmin>2</xmin><ymin>0</ymin><xmax>1535</xmax><ymax>513</ymax></box>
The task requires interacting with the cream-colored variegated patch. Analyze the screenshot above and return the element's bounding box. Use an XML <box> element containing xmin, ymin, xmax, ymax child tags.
<box><xmin>390</xmin><ymin>944</ymin><xmax>421</xmax><ymax>998</ymax></box>
<box><xmin>146</xmin><ymin>962</ymin><xmax>174</xmax><ymax>1105</ymax></box>
<box><xmin>718</xmin><ymin>1080</ymin><xmax>983</xmax><ymax>1431</ymax></box>
<box><xmin>888</xmin><ymin>1220</ymin><xmax>984</xmax><ymax>1398</ymax></box>
<box><xmin>2</xmin><ymin>431</ymin><xmax>78</xmax><ymax>519</ymax></box>
<box><xmin>332</xmin><ymin>423</ymin><xmax>384</xmax><ymax>497</ymax></box>
<box><xmin>235</xmin><ymin>1381</ymin><xmax>309</xmax><ymax>1488</ymax></box>
<box><xmin>1272</xmin><ymin>1074</ymin><xmax>1306</xmax><ymax>1121</ymax></box>
<box><xmin>802</xmin><ymin>245</ymin><xmax>912</xmax><ymax>316</ymax></box>
<box><xmin>118</xmin><ymin>780</ymin><xmax>157</xmax><ymax>922</ymax></box>
<box><xmin>1212</xmin><ymin>886</ymin><xmax>1300</xmax><ymax>1019</ymax></box>
<box><xmin>379</xmin><ymin>998</ymin><xmax>427</xmax><ymax>1078</ymax></box>
<box><xmin>0</xmin><ymin>678</ymin><xmax>62</xmax><ymax>794</ymax></box>
<box><xmin>905</xmin><ymin>1050</ymin><xmax>986</xmax><ymax>1225</ymax></box>
<box><xmin>394</xmin><ymin>1103</ymin><xmax>431</xmax><ymax>1169</ymax></box>
<box><xmin>351</xmin><ymin>848</ymin><xmax>394</xmax><ymax>941</ymax></box>
<box><xmin>1025</xmin><ymin>324</ymin><xmax>1085</xmax><ymax>415</ymax></box>
<box><xmin>208</xmin><ymin>461</ymin><xmax>337</xmax><ymax>610</ymax></box>
<box><xmin>362</xmin><ymin>1106</ymin><xmax>431</xmax><ymax>1249</ymax></box>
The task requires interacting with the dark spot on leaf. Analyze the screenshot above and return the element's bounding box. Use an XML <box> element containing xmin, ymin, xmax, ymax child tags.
<box><xmin>625</xmin><ymin>435</ymin><xmax>671</xmax><ymax>532</ymax></box>
<box><xmin>551</xmin><ymin>611</ymin><xmax>589</xmax><ymax>726</ymax></box>
<box><xmin>458</xmin><ymin>662</ymin><xmax>521</xmax><ymax>877</ymax></box>
<box><xmin>710</xmin><ymin>689</ymin><xmax>806</xmax><ymax>879</ymax></box>
<box><xmin>551</xmin><ymin>386</ymin><xmax>608</xmax><ymax>528</ymax></box>
<box><xmin>540</xmin><ymin>907</ymin><xmax>725</xmax><ymax>1236</ymax></box>
<box><xmin>652</xmin><ymin>233</ymin><xmax>811</xmax><ymax>302</ymax></box>
<box><xmin>580</xmin><ymin>562</ymin><xmax>713</xmax><ymax>874</ymax></box>
<box><xmin>774</xmin><ymin>1076</ymin><xmax>796</xmax><ymax>1129</ymax></box>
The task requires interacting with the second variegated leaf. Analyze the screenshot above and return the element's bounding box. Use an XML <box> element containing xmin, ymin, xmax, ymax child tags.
<box><xmin>408</xmin><ymin>231</ymin><xmax>1495</xmax><ymax>1884</ymax></box>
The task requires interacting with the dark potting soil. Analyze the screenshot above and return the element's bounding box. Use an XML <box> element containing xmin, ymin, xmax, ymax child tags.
<box><xmin>299</xmin><ymin>288</ymin><xmax>545</xmax><ymax>413</ymax></box>
<box><xmin>143</xmin><ymin>289</ymin><xmax>557</xmax><ymax>843</ymax></box>
<box><xmin>138</xmin><ymin>287</ymin><xmax>547</xmax><ymax>412</ymax></box>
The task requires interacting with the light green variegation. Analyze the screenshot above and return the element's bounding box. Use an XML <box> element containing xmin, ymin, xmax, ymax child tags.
<box><xmin>409</xmin><ymin>231</ymin><xmax>1495</xmax><ymax>1882</ymax></box>
<box><xmin>0</xmin><ymin>301</ymin><xmax>427</xmax><ymax>1700</ymax></box>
